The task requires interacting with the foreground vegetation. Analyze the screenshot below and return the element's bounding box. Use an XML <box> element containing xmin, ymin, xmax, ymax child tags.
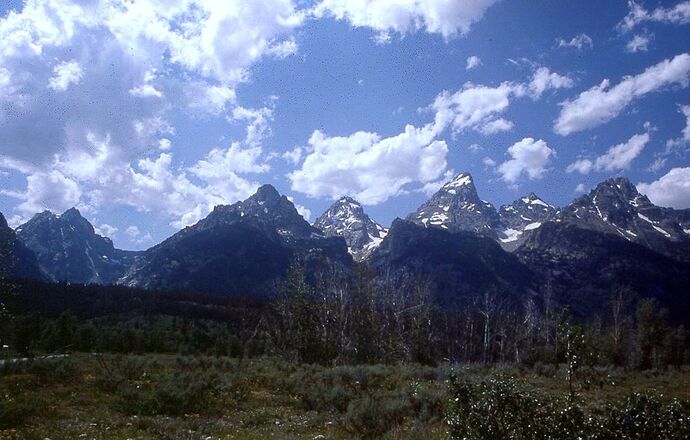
<box><xmin>1</xmin><ymin>354</ymin><xmax>689</xmax><ymax>439</ymax></box>
<box><xmin>2</xmin><ymin>264</ymin><xmax>690</xmax><ymax>438</ymax></box>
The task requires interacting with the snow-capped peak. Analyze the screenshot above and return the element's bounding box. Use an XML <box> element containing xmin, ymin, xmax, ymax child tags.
<box><xmin>314</xmin><ymin>196</ymin><xmax>387</xmax><ymax>261</ymax></box>
<box><xmin>498</xmin><ymin>193</ymin><xmax>558</xmax><ymax>246</ymax></box>
<box><xmin>443</xmin><ymin>173</ymin><xmax>474</xmax><ymax>190</ymax></box>
<box><xmin>409</xmin><ymin>172</ymin><xmax>501</xmax><ymax>237</ymax></box>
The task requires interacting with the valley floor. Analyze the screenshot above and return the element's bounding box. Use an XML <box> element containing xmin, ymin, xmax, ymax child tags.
<box><xmin>1</xmin><ymin>354</ymin><xmax>690</xmax><ymax>439</ymax></box>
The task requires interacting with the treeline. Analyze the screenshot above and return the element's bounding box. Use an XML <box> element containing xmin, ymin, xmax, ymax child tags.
<box><xmin>1</xmin><ymin>265</ymin><xmax>688</xmax><ymax>369</ymax></box>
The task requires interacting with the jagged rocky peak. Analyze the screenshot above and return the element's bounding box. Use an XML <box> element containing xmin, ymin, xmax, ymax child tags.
<box><xmin>556</xmin><ymin>177</ymin><xmax>690</xmax><ymax>260</ymax></box>
<box><xmin>199</xmin><ymin>184</ymin><xmax>317</xmax><ymax>239</ymax></box>
<box><xmin>498</xmin><ymin>192</ymin><xmax>557</xmax><ymax>245</ymax></box>
<box><xmin>16</xmin><ymin>207</ymin><xmax>137</xmax><ymax>285</ymax></box>
<box><xmin>567</xmin><ymin>177</ymin><xmax>651</xmax><ymax>217</ymax></box>
<box><xmin>314</xmin><ymin>196</ymin><xmax>388</xmax><ymax>261</ymax></box>
<box><xmin>119</xmin><ymin>185</ymin><xmax>352</xmax><ymax>295</ymax></box>
<box><xmin>408</xmin><ymin>172</ymin><xmax>501</xmax><ymax>237</ymax></box>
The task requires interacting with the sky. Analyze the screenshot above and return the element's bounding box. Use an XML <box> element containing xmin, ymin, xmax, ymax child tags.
<box><xmin>0</xmin><ymin>0</ymin><xmax>689</xmax><ymax>250</ymax></box>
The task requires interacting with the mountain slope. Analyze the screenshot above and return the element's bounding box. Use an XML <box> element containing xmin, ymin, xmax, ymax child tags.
<box><xmin>516</xmin><ymin>221</ymin><xmax>690</xmax><ymax>321</ymax></box>
<box><xmin>314</xmin><ymin>196</ymin><xmax>387</xmax><ymax>261</ymax></box>
<box><xmin>0</xmin><ymin>213</ymin><xmax>44</xmax><ymax>281</ymax></box>
<box><xmin>368</xmin><ymin>219</ymin><xmax>536</xmax><ymax>306</ymax></box>
<box><xmin>119</xmin><ymin>185</ymin><xmax>352</xmax><ymax>296</ymax></box>
<box><xmin>16</xmin><ymin>208</ymin><xmax>138</xmax><ymax>284</ymax></box>
<box><xmin>557</xmin><ymin>177</ymin><xmax>690</xmax><ymax>261</ymax></box>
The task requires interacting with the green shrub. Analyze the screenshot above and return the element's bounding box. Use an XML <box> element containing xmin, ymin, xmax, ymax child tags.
<box><xmin>445</xmin><ymin>373</ymin><xmax>690</xmax><ymax>440</ymax></box>
<box><xmin>113</xmin><ymin>371</ymin><xmax>218</xmax><ymax>416</ymax></box>
<box><xmin>605</xmin><ymin>392</ymin><xmax>690</xmax><ymax>439</ymax></box>
<box><xmin>344</xmin><ymin>395</ymin><xmax>411</xmax><ymax>437</ymax></box>
<box><xmin>0</xmin><ymin>394</ymin><xmax>41</xmax><ymax>428</ymax></box>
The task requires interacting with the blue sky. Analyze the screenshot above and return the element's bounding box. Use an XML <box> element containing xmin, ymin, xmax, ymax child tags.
<box><xmin>1</xmin><ymin>0</ymin><xmax>689</xmax><ymax>250</ymax></box>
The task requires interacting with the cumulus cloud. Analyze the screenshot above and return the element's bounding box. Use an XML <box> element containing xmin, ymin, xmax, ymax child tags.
<box><xmin>557</xmin><ymin>33</ymin><xmax>593</xmax><ymax>50</ymax></box>
<box><xmin>0</xmin><ymin>0</ymin><xmax>301</xmax><ymax>228</ymax></box>
<box><xmin>497</xmin><ymin>138</ymin><xmax>555</xmax><ymax>183</ymax></box>
<box><xmin>1</xmin><ymin>170</ymin><xmax>81</xmax><ymax>216</ymax></box>
<box><xmin>431</xmin><ymin>67</ymin><xmax>572</xmax><ymax>136</ymax></box>
<box><xmin>555</xmin><ymin>53</ymin><xmax>690</xmax><ymax>136</ymax></box>
<box><xmin>313</xmin><ymin>0</ymin><xmax>499</xmax><ymax>40</ymax></box>
<box><xmin>575</xmin><ymin>183</ymin><xmax>587</xmax><ymax>194</ymax></box>
<box><xmin>528</xmin><ymin>67</ymin><xmax>574</xmax><ymax>98</ymax></box>
<box><xmin>289</xmin><ymin>125</ymin><xmax>448</xmax><ymax>204</ymax></box>
<box><xmin>96</xmin><ymin>223</ymin><xmax>118</xmax><ymax>237</ymax></box>
<box><xmin>431</xmin><ymin>82</ymin><xmax>521</xmax><ymax>135</ymax></box>
<box><xmin>48</xmin><ymin>60</ymin><xmax>84</xmax><ymax>91</ymax></box>
<box><xmin>638</xmin><ymin>167</ymin><xmax>690</xmax><ymax>208</ymax></box>
<box><xmin>626</xmin><ymin>34</ymin><xmax>652</xmax><ymax>53</ymax></box>
<box><xmin>618</xmin><ymin>1</ymin><xmax>690</xmax><ymax>33</ymax></box>
<box><xmin>566</xmin><ymin>132</ymin><xmax>650</xmax><ymax>174</ymax></box>
<box><xmin>466</xmin><ymin>56</ymin><xmax>482</xmax><ymax>70</ymax></box>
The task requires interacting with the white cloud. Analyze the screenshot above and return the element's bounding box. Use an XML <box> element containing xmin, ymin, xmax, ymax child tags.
<box><xmin>529</xmin><ymin>67</ymin><xmax>575</xmax><ymax>98</ymax></box>
<box><xmin>482</xmin><ymin>156</ymin><xmax>496</xmax><ymax>167</ymax></box>
<box><xmin>96</xmin><ymin>223</ymin><xmax>118</xmax><ymax>237</ymax></box>
<box><xmin>1</xmin><ymin>170</ymin><xmax>82</xmax><ymax>217</ymax></box>
<box><xmin>158</xmin><ymin>138</ymin><xmax>172</xmax><ymax>151</ymax></box>
<box><xmin>0</xmin><ymin>0</ymin><xmax>304</xmax><ymax>228</ymax></box>
<box><xmin>666</xmin><ymin>104</ymin><xmax>690</xmax><ymax>149</ymax></box>
<box><xmin>575</xmin><ymin>183</ymin><xmax>587</xmax><ymax>194</ymax></box>
<box><xmin>125</xmin><ymin>225</ymin><xmax>152</xmax><ymax>245</ymax></box>
<box><xmin>184</xmin><ymin>82</ymin><xmax>237</xmax><ymax>116</ymax></box>
<box><xmin>478</xmin><ymin>118</ymin><xmax>514</xmax><ymax>135</ymax></box>
<box><xmin>557</xmin><ymin>33</ymin><xmax>593</xmax><ymax>50</ymax></box>
<box><xmin>432</xmin><ymin>67</ymin><xmax>571</xmax><ymax>136</ymax></box>
<box><xmin>125</xmin><ymin>225</ymin><xmax>141</xmax><ymax>238</ymax></box>
<box><xmin>277</xmin><ymin>147</ymin><xmax>303</xmax><ymax>165</ymax></box>
<box><xmin>466</xmin><ymin>55</ymin><xmax>482</xmax><ymax>70</ymax></box>
<box><xmin>431</xmin><ymin>82</ymin><xmax>521</xmax><ymax>135</ymax></box>
<box><xmin>314</xmin><ymin>0</ymin><xmax>499</xmax><ymax>39</ymax></box>
<box><xmin>417</xmin><ymin>169</ymin><xmax>455</xmax><ymax>196</ymax></box>
<box><xmin>528</xmin><ymin>67</ymin><xmax>574</xmax><ymax>98</ymax></box>
<box><xmin>468</xmin><ymin>143</ymin><xmax>482</xmax><ymax>152</ymax></box>
<box><xmin>566</xmin><ymin>132</ymin><xmax>650</xmax><ymax>174</ymax></box>
<box><xmin>497</xmin><ymin>138</ymin><xmax>555</xmax><ymax>183</ymax></box>
<box><xmin>287</xmin><ymin>196</ymin><xmax>312</xmax><ymax>220</ymax></box>
<box><xmin>566</xmin><ymin>159</ymin><xmax>594</xmax><ymax>175</ymax></box>
<box><xmin>638</xmin><ymin>167</ymin><xmax>690</xmax><ymax>208</ymax></box>
<box><xmin>555</xmin><ymin>53</ymin><xmax>690</xmax><ymax>136</ymax></box>
<box><xmin>648</xmin><ymin>157</ymin><xmax>667</xmax><ymax>172</ymax></box>
<box><xmin>618</xmin><ymin>1</ymin><xmax>690</xmax><ymax>33</ymax></box>
<box><xmin>48</xmin><ymin>60</ymin><xmax>84</xmax><ymax>91</ymax></box>
<box><xmin>626</xmin><ymin>34</ymin><xmax>652</xmax><ymax>53</ymax></box>
<box><xmin>289</xmin><ymin>124</ymin><xmax>448</xmax><ymax>204</ymax></box>
<box><xmin>372</xmin><ymin>31</ymin><xmax>392</xmax><ymax>45</ymax></box>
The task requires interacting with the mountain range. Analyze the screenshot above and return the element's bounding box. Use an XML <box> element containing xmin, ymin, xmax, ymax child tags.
<box><xmin>3</xmin><ymin>173</ymin><xmax>690</xmax><ymax>318</ymax></box>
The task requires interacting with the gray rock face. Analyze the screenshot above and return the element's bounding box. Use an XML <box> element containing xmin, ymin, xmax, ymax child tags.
<box><xmin>314</xmin><ymin>197</ymin><xmax>388</xmax><ymax>261</ymax></box>
<box><xmin>407</xmin><ymin>173</ymin><xmax>502</xmax><ymax>238</ymax></box>
<box><xmin>556</xmin><ymin>177</ymin><xmax>690</xmax><ymax>261</ymax></box>
<box><xmin>119</xmin><ymin>184</ymin><xmax>352</xmax><ymax>295</ymax></box>
<box><xmin>16</xmin><ymin>208</ymin><xmax>138</xmax><ymax>284</ymax></box>
<box><xmin>498</xmin><ymin>193</ymin><xmax>558</xmax><ymax>248</ymax></box>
